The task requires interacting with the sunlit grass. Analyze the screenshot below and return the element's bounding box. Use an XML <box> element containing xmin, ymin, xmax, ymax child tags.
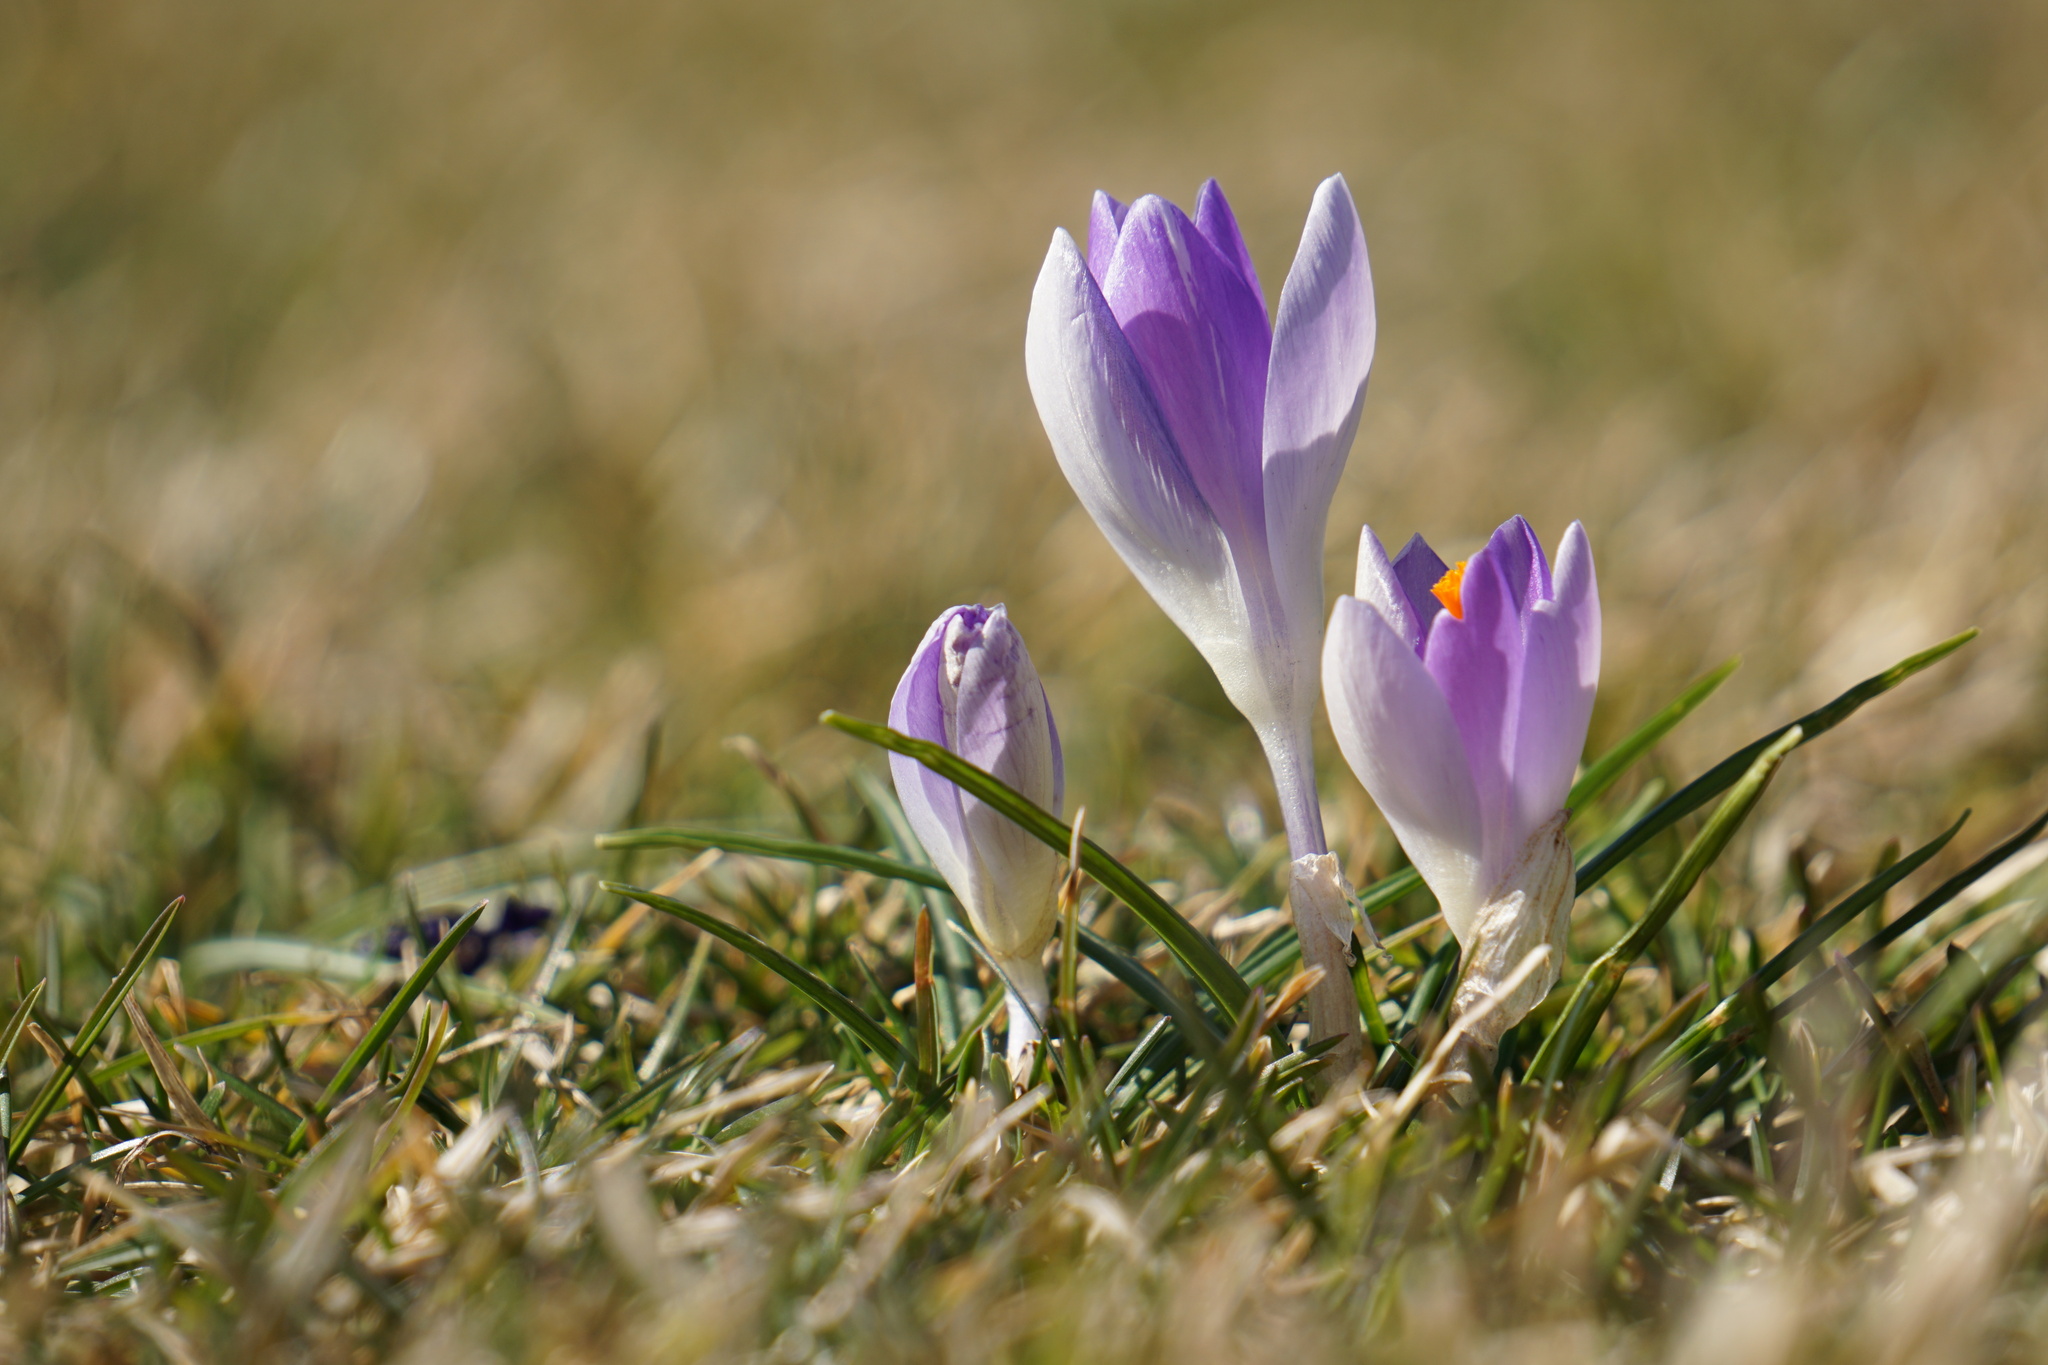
<box><xmin>2</xmin><ymin>0</ymin><xmax>2047</xmax><ymax>1357</ymax></box>
<box><xmin>3</xmin><ymin>631</ymin><xmax>2046</xmax><ymax>1361</ymax></box>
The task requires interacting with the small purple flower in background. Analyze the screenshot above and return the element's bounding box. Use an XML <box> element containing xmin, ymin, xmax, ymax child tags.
<box><xmin>1323</xmin><ymin>515</ymin><xmax>1601</xmax><ymax>1059</ymax></box>
<box><xmin>889</xmin><ymin>604</ymin><xmax>1063</xmax><ymax>1073</ymax></box>
<box><xmin>1025</xmin><ymin>176</ymin><xmax>1375</xmax><ymax>1056</ymax></box>
<box><xmin>383</xmin><ymin>897</ymin><xmax>553</xmax><ymax>974</ymax></box>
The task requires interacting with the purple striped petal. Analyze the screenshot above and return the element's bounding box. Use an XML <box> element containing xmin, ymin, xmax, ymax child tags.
<box><xmin>888</xmin><ymin>604</ymin><xmax>1065</xmax><ymax>965</ymax></box>
<box><xmin>1422</xmin><ymin>544</ymin><xmax>1524</xmax><ymax>886</ymax></box>
<box><xmin>1390</xmin><ymin>533</ymin><xmax>1451</xmax><ymax>644</ymax></box>
<box><xmin>1351</xmin><ymin>526</ymin><xmax>1423</xmax><ymax>652</ymax></box>
<box><xmin>1510</xmin><ymin>522</ymin><xmax>1600</xmax><ymax>837</ymax></box>
<box><xmin>888</xmin><ymin>609</ymin><xmax>977</xmax><ymax>899</ymax></box>
<box><xmin>1484</xmin><ymin>514</ymin><xmax>1552</xmax><ymax>613</ymax></box>
<box><xmin>1045</xmin><ymin>696</ymin><xmax>1065</xmax><ymax>815</ymax></box>
<box><xmin>947</xmin><ymin>607</ymin><xmax>1060</xmax><ymax>813</ymax></box>
<box><xmin>1194</xmin><ymin>179</ymin><xmax>1264</xmax><ymax>301</ymax></box>
<box><xmin>1261</xmin><ymin>174</ymin><xmax>1377</xmax><ymax>688</ymax></box>
<box><xmin>1087</xmin><ymin>191</ymin><xmax>1129</xmax><ymax>284</ymax></box>
<box><xmin>1026</xmin><ymin>229</ymin><xmax>1228</xmax><ymax>588</ymax></box>
<box><xmin>943</xmin><ymin>606</ymin><xmax>1063</xmax><ymax>960</ymax></box>
<box><xmin>1324</xmin><ymin>595</ymin><xmax>1486</xmax><ymax>937</ymax></box>
<box><xmin>1100</xmin><ymin>195</ymin><xmax>1273</xmax><ymax>551</ymax></box>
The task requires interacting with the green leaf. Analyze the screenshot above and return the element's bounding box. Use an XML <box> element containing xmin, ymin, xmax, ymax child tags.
<box><xmin>599</xmin><ymin>826</ymin><xmax>947</xmax><ymax>891</ymax></box>
<box><xmin>1628</xmin><ymin>809</ymin><xmax>1969</xmax><ymax>1095</ymax></box>
<box><xmin>1574</xmin><ymin>629</ymin><xmax>1976</xmax><ymax>894</ymax></box>
<box><xmin>285</xmin><ymin>902</ymin><xmax>484</xmax><ymax>1156</ymax></box>
<box><xmin>1844</xmin><ymin>803</ymin><xmax>2048</xmax><ymax>971</ymax></box>
<box><xmin>1758</xmin><ymin>810</ymin><xmax>1968</xmax><ymax>990</ymax></box>
<box><xmin>0</xmin><ymin>980</ymin><xmax>47</xmax><ymax>1075</ymax></box>
<box><xmin>603</xmin><ymin>880</ymin><xmax>913</xmax><ymax>1072</ymax></box>
<box><xmin>11</xmin><ymin>898</ymin><xmax>180</xmax><ymax>1163</ymax></box>
<box><xmin>1568</xmin><ymin>657</ymin><xmax>1739</xmax><ymax>812</ymax></box>
<box><xmin>1236</xmin><ymin>866</ymin><xmax>1431</xmax><ymax>988</ymax></box>
<box><xmin>602</xmin><ymin>823</ymin><xmax>1228</xmax><ymax>1056</ymax></box>
<box><xmin>820</xmin><ymin>711</ymin><xmax>1250</xmax><ymax>1018</ymax></box>
<box><xmin>1078</xmin><ymin>926</ymin><xmax>1223</xmax><ymax>1048</ymax></box>
<box><xmin>89</xmin><ymin>1012</ymin><xmax>341</xmax><ymax>1086</ymax></box>
<box><xmin>1898</xmin><ymin>902</ymin><xmax>2048</xmax><ymax>1047</ymax></box>
<box><xmin>1530</xmin><ymin>726</ymin><xmax>1801</xmax><ymax>1088</ymax></box>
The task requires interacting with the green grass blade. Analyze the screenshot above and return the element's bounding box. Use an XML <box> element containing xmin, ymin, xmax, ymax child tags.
<box><xmin>1628</xmin><ymin>811</ymin><xmax>1968</xmax><ymax>1096</ymax></box>
<box><xmin>1899</xmin><ymin>903</ymin><xmax>2048</xmax><ymax>1048</ymax></box>
<box><xmin>286</xmin><ymin>902</ymin><xmax>485</xmax><ymax>1156</ymax></box>
<box><xmin>599</xmin><ymin>826</ymin><xmax>948</xmax><ymax>891</ymax></box>
<box><xmin>1757</xmin><ymin>811</ymin><xmax>1968</xmax><ymax>991</ymax></box>
<box><xmin>90</xmin><ymin>1012</ymin><xmax>341</xmax><ymax>1086</ymax></box>
<box><xmin>1077</xmin><ymin>925</ymin><xmax>1223</xmax><ymax>1048</ymax></box>
<box><xmin>821</xmin><ymin>711</ymin><xmax>1250</xmax><ymax>1017</ymax></box>
<box><xmin>1568</xmin><ymin>657</ymin><xmax>1739</xmax><ymax>812</ymax></box>
<box><xmin>1237</xmin><ymin>867</ymin><xmax>1428</xmax><ymax>988</ymax></box>
<box><xmin>374</xmin><ymin>1002</ymin><xmax>452</xmax><ymax>1165</ymax></box>
<box><xmin>10</xmin><ymin>898</ymin><xmax>180</xmax><ymax>1163</ymax></box>
<box><xmin>940</xmin><ymin>991</ymin><xmax>1005</xmax><ymax>1075</ymax></box>
<box><xmin>854</xmin><ymin>766</ymin><xmax>981</xmax><ymax>1046</ymax></box>
<box><xmin>1531</xmin><ymin>727</ymin><xmax>1801</xmax><ymax>1088</ymax></box>
<box><xmin>0</xmin><ymin>980</ymin><xmax>47</xmax><ymax>1075</ymax></box>
<box><xmin>603</xmin><ymin>881</ymin><xmax>913</xmax><ymax>1072</ymax></box>
<box><xmin>1845</xmin><ymin>803</ymin><xmax>2048</xmax><ymax>970</ymax></box>
<box><xmin>1574</xmin><ymin>630</ymin><xmax>1976</xmax><ymax>893</ymax></box>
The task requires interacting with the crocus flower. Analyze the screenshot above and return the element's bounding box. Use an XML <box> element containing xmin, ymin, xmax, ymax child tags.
<box><xmin>1024</xmin><ymin>177</ymin><xmax>1375</xmax><ymax>1055</ymax></box>
<box><xmin>1323</xmin><ymin>516</ymin><xmax>1600</xmax><ymax>1057</ymax></box>
<box><xmin>889</xmin><ymin>604</ymin><xmax>1063</xmax><ymax>1072</ymax></box>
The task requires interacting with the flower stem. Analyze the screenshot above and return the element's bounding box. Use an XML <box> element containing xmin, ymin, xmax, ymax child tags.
<box><xmin>1256</xmin><ymin>720</ymin><xmax>1361</xmax><ymax>1073</ymax></box>
<box><xmin>1257</xmin><ymin>718</ymin><xmax>1328</xmax><ymax>859</ymax></box>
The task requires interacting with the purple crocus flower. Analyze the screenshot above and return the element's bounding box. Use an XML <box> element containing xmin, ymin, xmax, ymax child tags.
<box><xmin>889</xmin><ymin>604</ymin><xmax>1063</xmax><ymax>1071</ymax></box>
<box><xmin>1323</xmin><ymin>516</ymin><xmax>1601</xmax><ymax>1054</ymax></box>
<box><xmin>1025</xmin><ymin>177</ymin><xmax>1375</xmax><ymax>1057</ymax></box>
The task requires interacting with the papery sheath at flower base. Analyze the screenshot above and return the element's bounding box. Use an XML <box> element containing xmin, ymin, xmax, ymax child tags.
<box><xmin>1025</xmin><ymin>175</ymin><xmax>1375</xmax><ymax>1065</ymax></box>
<box><xmin>888</xmin><ymin>604</ymin><xmax>1064</xmax><ymax>1077</ymax></box>
<box><xmin>1323</xmin><ymin>516</ymin><xmax>1601</xmax><ymax>1083</ymax></box>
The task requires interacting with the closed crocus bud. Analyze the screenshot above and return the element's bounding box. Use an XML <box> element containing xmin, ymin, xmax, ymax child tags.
<box><xmin>1025</xmin><ymin>176</ymin><xmax>1375</xmax><ymax>1056</ymax></box>
<box><xmin>888</xmin><ymin>605</ymin><xmax>1064</xmax><ymax>1074</ymax></box>
<box><xmin>1323</xmin><ymin>516</ymin><xmax>1601</xmax><ymax>1062</ymax></box>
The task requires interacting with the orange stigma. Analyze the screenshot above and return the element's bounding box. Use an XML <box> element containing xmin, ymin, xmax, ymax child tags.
<box><xmin>1431</xmin><ymin>561</ymin><xmax>1468</xmax><ymax>619</ymax></box>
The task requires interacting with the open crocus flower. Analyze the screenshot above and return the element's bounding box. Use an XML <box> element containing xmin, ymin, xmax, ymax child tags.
<box><xmin>889</xmin><ymin>604</ymin><xmax>1063</xmax><ymax>1073</ymax></box>
<box><xmin>1025</xmin><ymin>176</ymin><xmax>1375</xmax><ymax>1055</ymax></box>
<box><xmin>1323</xmin><ymin>516</ymin><xmax>1601</xmax><ymax>1059</ymax></box>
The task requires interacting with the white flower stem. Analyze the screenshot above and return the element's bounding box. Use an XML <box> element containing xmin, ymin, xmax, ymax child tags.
<box><xmin>1257</xmin><ymin>719</ymin><xmax>1362</xmax><ymax>1076</ymax></box>
<box><xmin>1000</xmin><ymin>957</ymin><xmax>1051</xmax><ymax>1082</ymax></box>
<box><xmin>1257</xmin><ymin>717</ymin><xmax>1329</xmax><ymax>859</ymax></box>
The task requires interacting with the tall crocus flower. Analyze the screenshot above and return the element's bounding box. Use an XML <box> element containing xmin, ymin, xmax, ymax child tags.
<box><xmin>1323</xmin><ymin>516</ymin><xmax>1601</xmax><ymax>1060</ymax></box>
<box><xmin>1025</xmin><ymin>176</ymin><xmax>1375</xmax><ymax>1054</ymax></box>
<box><xmin>889</xmin><ymin>604</ymin><xmax>1064</xmax><ymax>1073</ymax></box>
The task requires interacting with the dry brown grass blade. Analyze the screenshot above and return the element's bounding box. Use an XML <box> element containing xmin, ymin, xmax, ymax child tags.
<box><xmin>120</xmin><ymin>996</ymin><xmax>219</xmax><ymax>1142</ymax></box>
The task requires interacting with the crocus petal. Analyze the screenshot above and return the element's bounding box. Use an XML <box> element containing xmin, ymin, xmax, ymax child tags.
<box><xmin>1510</xmin><ymin>521</ymin><xmax>1600</xmax><ymax>838</ymax></box>
<box><xmin>1260</xmin><ymin>174</ymin><xmax>1376</xmax><ymax>695</ymax></box>
<box><xmin>887</xmin><ymin>612</ymin><xmax>975</xmax><ymax>899</ymax></box>
<box><xmin>1324</xmin><ymin>595</ymin><xmax>1486</xmax><ymax>936</ymax></box>
<box><xmin>1388</xmin><ymin>533</ymin><xmax>1450</xmax><ymax>646</ymax></box>
<box><xmin>1422</xmin><ymin>545</ymin><xmax>1523</xmax><ymax>886</ymax></box>
<box><xmin>1044</xmin><ymin>691</ymin><xmax>1065</xmax><ymax>814</ymax></box>
<box><xmin>1193</xmin><ymin>178</ymin><xmax>1264</xmax><ymax>301</ymax></box>
<box><xmin>1351</xmin><ymin>525</ymin><xmax>1423</xmax><ymax>652</ymax></box>
<box><xmin>1026</xmin><ymin>229</ymin><xmax>1229</xmax><ymax>591</ymax></box>
<box><xmin>1100</xmin><ymin>195</ymin><xmax>1273</xmax><ymax>551</ymax></box>
<box><xmin>1087</xmin><ymin>191</ymin><xmax>1129</xmax><ymax>284</ymax></box>
<box><xmin>946</xmin><ymin>608</ymin><xmax>1058</xmax><ymax>809</ymax></box>
<box><xmin>946</xmin><ymin>608</ymin><xmax>1063</xmax><ymax>960</ymax></box>
<box><xmin>1482</xmin><ymin>514</ymin><xmax>1552</xmax><ymax>613</ymax></box>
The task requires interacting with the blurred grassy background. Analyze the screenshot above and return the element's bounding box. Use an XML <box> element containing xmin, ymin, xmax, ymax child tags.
<box><xmin>2</xmin><ymin>0</ymin><xmax>2045</xmax><ymax>950</ymax></box>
